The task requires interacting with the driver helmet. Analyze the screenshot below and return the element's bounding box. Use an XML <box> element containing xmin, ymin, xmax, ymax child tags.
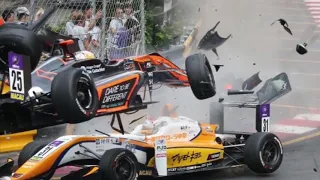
<box><xmin>74</xmin><ymin>50</ymin><xmax>96</xmax><ymax>60</ymax></box>
<box><xmin>161</xmin><ymin>104</ymin><xmax>178</xmax><ymax>118</ymax></box>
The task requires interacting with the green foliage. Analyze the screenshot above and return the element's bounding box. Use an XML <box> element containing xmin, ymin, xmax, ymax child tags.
<box><xmin>145</xmin><ymin>9</ymin><xmax>183</xmax><ymax>50</ymax></box>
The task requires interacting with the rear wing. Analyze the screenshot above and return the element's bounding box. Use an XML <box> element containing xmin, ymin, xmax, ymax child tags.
<box><xmin>211</xmin><ymin>72</ymin><xmax>292</xmax><ymax>134</ymax></box>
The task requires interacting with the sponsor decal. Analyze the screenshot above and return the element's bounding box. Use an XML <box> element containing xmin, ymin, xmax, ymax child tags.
<box><xmin>180</xmin><ymin>125</ymin><xmax>189</xmax><ymax>130</ymax></box>
<box><xmin>146</xmin><ymin>133</ymin><xmax>187</xmax><ymax>142</ymax></box>
<box><xmin>80</xmin><ymin>64</ymin><xmax>105</xmax><ymax>74</ymax></box>
<box><xmin>205</xmin><ymin>126</ymin><xmax>213</xmax><ymax>132</ymax></box>
<box><xmin>156</xmin><ymin>153</ymin><xmax>166</xmax><ymax>158</ymax></box>
<box><xmin>172</xmin><ymin>151</ymin><xmax>201</xmax><ymax>163</ymax></box>
<box><xmin>100</xmin><ymin>79</ymin><xmax>135</xmax><ymax>108</ymax></box>
<box><xmin>123</xmin><ymin>141</ymin><xmax>136</xmax><ymax>153</ymax></box>
<box><xmin>96</xmin><ymin>137</ymin><xmax>120</xmax><ymax>145</ymax></box>
<box><xmin>207</xmin><ymin>152</ymin><xmax>220</xmax><ymax>160</ymax></box>
<box><xmin>156</xmin><ymin>145</ymin><xmax>166</xmax><ymax>151</ymax></box>
<box><xmin>139</xmin><ymin>170</ymin><xmax>152</xmax><ymax>176</ymax></box>
<box><xmin>168</xmin><ymin>162</ymin><xmax>213</xmax><ymax>172</ymax></box>
<box><xmin>48</xmin><ymin>140</ymin><xmax>64</xmax><ymax>147</ymax></box>
<box><xmin>12</xmin><ymin>173</ymin><xmax>23</xmax><ymax>178</ymax></box>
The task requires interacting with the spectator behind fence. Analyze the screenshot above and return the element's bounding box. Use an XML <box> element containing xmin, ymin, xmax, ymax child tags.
<box><xmin>88</xmin><ymin>18</ymin><xmax>102</xmax><ymax>57</ymax></box>
<box><xmin>15</xmin><ymin>7</ymin><xmax>30</xmax><ymax>25</ymax></box>
<box><xmin>107</xmin><ymin>6</ymin><xmax>124</xmax><ymax>59</ymax></box>
<box><xmin>123</xmin><ymin>2</ymin><xmax>139</xmax><ymax>25</ymax></box>
<box><xmin>82</xmin><ymin>5</ymin><xmax>102</xmax><ymax>32</ymax></box>
<box><xmin>72</xmin><ymin>15</ymin><xmax>90</xmax><ymax>51</ymax></box>
<box><xmin>33</xmin><ymin>8</ymin><xmax>44</xmax><ymax>22</ymax></box>
<box><xmin>2</xmin><ymin>9</ymin><xmax>15</xmax><ymax>23</ymax></box>
<box><xmin>66</xmin><ymin>9</ymin><xmax>82</xmax><ymax>36</ymax></box>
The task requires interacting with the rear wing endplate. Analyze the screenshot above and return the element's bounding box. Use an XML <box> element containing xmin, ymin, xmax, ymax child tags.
<box><xmin>211</xmin><ymin>72</ymin><xmax>291</xmax><ymax>134</ymax></box>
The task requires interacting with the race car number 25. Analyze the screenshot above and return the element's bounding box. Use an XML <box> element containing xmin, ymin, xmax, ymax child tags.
<box><xmin>261</xmin><ymin>117</ymin><xmax>270</xmax><ymax>132</ymax></box>
<box><xmin>9</xmin><ymin>69</ymin><xmax>24</xmax><ymax>94</ymax></box>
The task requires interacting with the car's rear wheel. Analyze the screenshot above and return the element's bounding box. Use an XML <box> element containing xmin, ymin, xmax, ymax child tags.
<box><xmin>51</xmin><ymin>68</ymin><xmax>99</xmax><ymax>124</ymax></box>
<box><xmin>244</xmin><ymin>132</ymin><xmax>283</xmax><ymax>173</ymax></box>
<box><xmin>99</xmin><ymin>148</ymin><xmax>139</xmax><ymax>180</ymax></box>
<box><xmin>185</xmin><ymin>53</ymin><xmax>216</xmax><ymax>100</ymax></box>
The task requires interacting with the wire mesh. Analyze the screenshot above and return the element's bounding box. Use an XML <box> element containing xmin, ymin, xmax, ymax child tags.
<box><xmin>0</xmin><ymin>0</ymin><xmax>145</xmax><ymax>60</ymax></box>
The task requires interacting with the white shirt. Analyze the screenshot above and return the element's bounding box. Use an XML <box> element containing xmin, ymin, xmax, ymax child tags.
<box><xmin>65</xmin><ymin>21</ymin><xmax>74</xmax><ymax>35</ymax></box>
<box><xmin>88</xmin><ymin>26</ymin><xmax>101</xmax><ymax>57</ymax></box>
<box><xmin>72</xmin><ymin>25</ymin><xmax>88</xmax><ymax>51</ymax></box>
<box><xmin>107</xmin><ymin>18</ymin><xmax>124</xmax><ymax>47</ymax></box>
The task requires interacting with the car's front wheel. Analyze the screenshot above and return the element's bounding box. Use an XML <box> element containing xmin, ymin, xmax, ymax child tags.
<box><xmin>99</xmin><ymin>148</ymin><xmax>139</xmax><ymax>180</ymax></box>
<box><xmin>244</xmin><ymin>132</ymin><xmax>283</xmax><ymax>174</ymax></box>
<box><xmin>51</xmin><ymin>68</ymin><xmax>99</xmax><ymax>124</ymax></box>
<box><xmin>185</xmin><ymin>53</ymin><xmax>216</xmax><ymax>100</ymax></box>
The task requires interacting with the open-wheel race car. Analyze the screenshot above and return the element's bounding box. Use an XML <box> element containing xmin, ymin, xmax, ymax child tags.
<box><xmin>0</xmin><ymin>5</ymin><xmax>216</xmax><ymax>135</ymax></box>
<box><xmin>7</xmin><ymin>90</ymin><xmax>288</xmax><ymax>179</ymax></box>
<box><xmin>0</xmin><ymin>74</ymin><xmax>292</xmax><ymax>180</ymax></box>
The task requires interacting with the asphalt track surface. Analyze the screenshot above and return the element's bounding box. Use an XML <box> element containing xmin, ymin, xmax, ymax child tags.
<box><xmin>1</xmin><ymin>0</ymin><xmax>320</xmax><ymax>179</ymax></box>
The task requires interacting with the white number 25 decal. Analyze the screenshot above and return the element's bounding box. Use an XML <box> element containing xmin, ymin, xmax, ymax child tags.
<box><xmin>9</xmin><ymin>68</ymin><xmax>24</xmax><ymax>94</ymax></box>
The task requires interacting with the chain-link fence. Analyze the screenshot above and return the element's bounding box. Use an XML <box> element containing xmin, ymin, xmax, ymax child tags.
<box><xmin>0</xmin><ymin>0</ymin><xmax>145</xmax><ymax>60</ymax></box>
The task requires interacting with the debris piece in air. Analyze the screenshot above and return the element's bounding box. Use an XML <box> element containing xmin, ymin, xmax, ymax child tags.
<box><xmin>296</xmin><ymin>31</ymin><xmax>320</xmax><ymax>55</ymax></box>
<box><xmin>314</xmin><ymin>168</ymin><xmax>318</xmax><ymax>172</ymax></box>
<box><xmin>197</xmin><ymin>21</ymin><xmax>232</xmax><ymax>59</ymax></box>
<box><xmin>241</xmin><ymin>72</ymin><xmax>262</xmax><ymax>90</ymax></box>
<box><xmin>270</xmin><ymin>18</ymin><xmax>293</xmax><ymax>35</ymax></box>
<box><xmin>212</xmin><ymin>64</ymin><xmax>224</xmax><ymax>72</ymax></box>
<box><xmin>198</xmin><ymin>7</ymin><xmax>200</xmax><ymax>12</ymax></box>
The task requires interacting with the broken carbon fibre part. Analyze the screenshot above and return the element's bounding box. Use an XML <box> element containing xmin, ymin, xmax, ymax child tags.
<box><xmin>197</xmin><ymin>21</ymin><xmax>232</xmax><ymax>59</ymax></box>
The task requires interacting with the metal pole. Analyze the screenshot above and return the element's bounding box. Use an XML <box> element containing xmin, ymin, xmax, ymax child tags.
<box><xmin>29</xmin><ymin>0</ymin><xmax>37</xmax><ymax>25</ymax></box>
<box><xmin>139</xmin><ymin>0</ymin><xmax>146</xmax><ymax>54</ymax></box>
<box><xmin>92</xmin><ymin>0</ymin><xmax>96</xmax><ymax>15</ymax></box>
<box><xmin>100</xmin><ymin>0</ymin><xmax>107</xmax><ymax>59</ymax></box>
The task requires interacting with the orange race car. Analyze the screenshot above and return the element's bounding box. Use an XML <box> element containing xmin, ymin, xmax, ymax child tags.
<box><xmin>4</xmin><ymin>97</ymin><xmax>286</xmax><ymax>180</ymax></box>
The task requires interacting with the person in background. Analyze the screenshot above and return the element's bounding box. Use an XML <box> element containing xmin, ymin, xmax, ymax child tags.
<box><xmin>107</xmin><ymin>6</ymin><xmax>124</xmax><ymax>59</ymax></box>
<box><xmin>33</xmin><ymin>8</ymin><xmax>44</xmax><ymax>22</ymax></box>
<box><xmin>65</xmin><ymin>9</ymin><xmax>82</xmax><ymax>36</ymax></box>
<box><xmin>123</xmin><ymin>2</ymin><xmax>139</xmax><ymax>25</ymax></box>
<box><xmin>82</xmin><ymin>5</ymin><xmax>102</xmax><ymax>32</ymax></box>
<box><xmin>72</xmin><ymin>15</ymin><xmax>90</xmax><ymax>51</ymax></box>
<box><xmin>88</xmin><ymin>18</ymin><xmax>102</xmax><ymax>57</ymax></box>
<box><xmin>15</xmin><ymin>7</ymin><xmax>30</xmax><ymax>25</ymax></box>
<box><xmin>2</xmin><ymin>9</ymin><xmax>15</xmax><ymax>23</ymax></box>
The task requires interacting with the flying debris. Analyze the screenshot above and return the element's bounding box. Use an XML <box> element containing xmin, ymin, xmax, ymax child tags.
<box><xmin>197</xmin><ymin>21</ymin><xmax>232</xmax><ymax>59</ymax></box>
<box><xmin>241</xmin><ymin>72</ymin><xmax>262</xmax><ymax>90</ymax></box>
<box><xmin>271</xmin><ymin>18</ymin><xmax>293</xmax><ymax>35</ymax></box>
<box><xmin>212</xmin><ymin>64</ymin><xmax>224</xmax><ymax>72</ymax></box>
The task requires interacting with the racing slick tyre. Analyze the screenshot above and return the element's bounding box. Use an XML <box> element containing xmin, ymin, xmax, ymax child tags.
<box><xmin>185</xmin><ymin>53</ymin><xmax>216</xmax><ymax>100</ymax></box>
<box><xmin>18</xmin><ymin>141</ymin><xmax>48</xmax><ymax>167</ymax></box>
<box><xmin>0</xmin><ymin>23</ymin><xmax>42</xmax><ymax>71</ymax></box>
<box><xmin>99</xmin><ymin>148</ymin><xmax>139</xmax><ymax>180</ymax></box>
<box><xmin>244</xmin><ymin>132</ymin><xmax>283</xmax><ymax>174</ymax></box>
<box><xmin>51</xmin><ymin>68</ymin><xmax>99</xmax><ymax>123</ymax></box>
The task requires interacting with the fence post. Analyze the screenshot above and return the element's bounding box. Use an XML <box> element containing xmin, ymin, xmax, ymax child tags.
<box><xmin>29</xmin><ymin>0</ymin><xmax>37</xmax><ymax>25</ymax></box>
<box><xmin>140</xmin><ymin>0</ymin><xmax>146</xmax><ymax>54</ymax></box>
<box><xmin>100</xmin><ymin>0</ymin><xmax>107</xmax><ymax>59</ymax></box>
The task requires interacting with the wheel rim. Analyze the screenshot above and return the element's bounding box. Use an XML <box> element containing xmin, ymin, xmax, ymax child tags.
<box><xmin>261</xmin><ymin>140</ymin><xmax>280</xmax><ymax>168</ymax></box>
<box><xmin>113</xmin><ymin>156</ymin><xmax>136</xmax><ymax>180</ymax></box>
<box><xmin>76</xmin><ymin>77</ymin><xmax>93</xmax><ymax>109</ymax></box>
